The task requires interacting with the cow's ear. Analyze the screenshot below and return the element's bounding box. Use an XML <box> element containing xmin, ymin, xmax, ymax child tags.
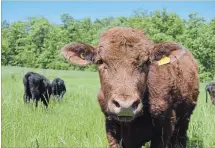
<box><xmin>61</xmin><ymin>42</ymin><xmax>96</xmax><ymax>66</ymax></box>
<box><xmin>149</xmin><ymin>42</ymin><xmax>182</xmax><ymax>62</ymax></box>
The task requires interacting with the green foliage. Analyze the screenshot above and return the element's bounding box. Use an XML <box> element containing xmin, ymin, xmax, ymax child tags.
<box><xmin>1</xmin><ymin>9</ymin><xmax>215</xmax><ymax>81</ymax></box>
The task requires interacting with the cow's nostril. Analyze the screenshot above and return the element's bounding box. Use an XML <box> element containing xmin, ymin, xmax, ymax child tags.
<box><xmin>132</xmin><ymin>100</ymin><xmax>140</xmax><ymax>110</ymax></box>
<box><xmin>112</xmin><ymin>100</ymin><xmax>120</xmax><ymax>108</ymax></box>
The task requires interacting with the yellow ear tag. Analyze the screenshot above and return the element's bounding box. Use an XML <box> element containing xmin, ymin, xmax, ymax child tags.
<box><xmin>158</xmin><ymin>56</ymin><xmax>171</xmax><ymax>66</ymax></box>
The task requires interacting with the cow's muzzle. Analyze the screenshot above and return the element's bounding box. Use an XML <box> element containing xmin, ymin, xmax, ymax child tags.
<box><xmin>108</xmin><ymin>97</ymin><xmax>143</xmax><ymax>122</ymax></box>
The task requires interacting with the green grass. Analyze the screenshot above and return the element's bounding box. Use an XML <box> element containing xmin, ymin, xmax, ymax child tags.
<box><xmin>2</xmin><ymin>66</ymin><xmax>215</xmax><ymax>148</ymax></box>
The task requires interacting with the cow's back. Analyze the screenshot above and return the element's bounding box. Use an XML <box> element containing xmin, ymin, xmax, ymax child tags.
<box><xmin>24</xmin><ymin>72</ymin><xmax>51</xmax><ymax>97</ymax></box>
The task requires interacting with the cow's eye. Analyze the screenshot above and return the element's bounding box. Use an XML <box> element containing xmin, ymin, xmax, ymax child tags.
<box><xmin>96</xmin><ymin>59</ymin><xmax>103</xmax><ymax>65</ymax></box>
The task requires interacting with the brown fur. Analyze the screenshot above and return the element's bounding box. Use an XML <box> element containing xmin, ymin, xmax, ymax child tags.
<box><xmin>148</xmin><ymin>43</ymin><xmax>199</xmax><ymax>148</ymax></box>
<box><xmin>61</xmin><ymin>27</ymin><xmax>200</xmax><ymax>148</ymax></box>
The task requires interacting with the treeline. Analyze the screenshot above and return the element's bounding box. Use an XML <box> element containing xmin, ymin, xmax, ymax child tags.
<box><xmin>1</xmin><ymin>9</ymin><xmax>215</xmax><ymax>81</ymax></box>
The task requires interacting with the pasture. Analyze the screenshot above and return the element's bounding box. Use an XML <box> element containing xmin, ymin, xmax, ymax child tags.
<box><xmin>1</xmin><ymin>66</ymin><xmax>215</xmax><ymax>147</ymax></box>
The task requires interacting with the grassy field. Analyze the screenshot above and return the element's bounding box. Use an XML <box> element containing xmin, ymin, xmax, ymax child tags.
<box><xmin>1</xmin><ymin>66</ymin><xmax>215</xmax><ymax>148</ymax></box>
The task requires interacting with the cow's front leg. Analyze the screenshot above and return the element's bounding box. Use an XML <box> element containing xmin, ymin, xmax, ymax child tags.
<box><xmin>150</xmin><ymin>110</ymin><xmax>176</xmax><ymax>148</ymax></box>
<box><xmin>150</xmin><ymin>120</ymin><xmax>173</xmax><ymax>148</ymax></box>
<box><xmin>106</xmin><ymin>119</ymin><xmax>121</xmax><ymax>148</ymax></box>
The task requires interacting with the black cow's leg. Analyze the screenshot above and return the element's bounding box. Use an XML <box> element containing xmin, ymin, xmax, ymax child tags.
<box><xmin>169</xmin><ymin>105</ymin><xmax>195</xmax><ymax>148</ymax></box>
<box><xmin>106</xmin><ymin>119</ymin><xmax>121</xmax><ymax>148</ymax></box>
<box><xmin>150</xmin><ymin>125</ymin><xmax>172</xmax><ymax>148</ymax></box>
<box><xmin>35</xmin><ymin>100</ymin><xmax>38</xmax><ymax>107</ymax></box>
<box><xmin>176</xmin><ymin>118</ymin><xmax>190</xmax><ymax>148</ymax></box>
<box><xmin>23</xmin><ymin>94</ymin><xmax>28</xmax><ymax>103</ymax></box>
<box><xmin>41</xmin><ymin>94</ymin><xmax>49</xmax><ymax>108</ymax></box>
<box><xmin>31</xmin><ymin>89</ymin><xmax>39</xmax><ymax>108</ymax></box>
<box><xmin>24</xmin><ymin>77</ymin><xmax>29</xmax><ymax>103</ymax></box>
<box><xmin>42</xmin><ymin>99</ymin><xmax>49</xmax><ymax>108</ymax></box>
<box><xmin>60</xmin><ymin>91</ymin><xmax>65</xmax><ymax>99</ymax></box>
<box><xmin>26</xmin><ymin>94</ymin><xmax>31</xmax><ymax>103</ymax></box>
<box><xmin>169</xmin><ymin>115</ymin><xmax>191</xmax><ymax>148</ymax></box>
<box><xmin>150</xmin><ymin>110</ymin><xmax>176</xmax><ymax>148</ymax></box>
<box><xmin>24</xmin><ymin>87</ymin><xmax>31</xmax><ymax>103</ymax></box>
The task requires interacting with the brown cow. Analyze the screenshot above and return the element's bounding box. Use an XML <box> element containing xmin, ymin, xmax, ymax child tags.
<box><xmin>205</xmin><ymin>81</ymin><xmax>215</xmax><ymax>104</ymax></box>
<box><xmin>61</xmin><ymin>27</ymin><xmax>199</xmax><ymax>148</ymax></box>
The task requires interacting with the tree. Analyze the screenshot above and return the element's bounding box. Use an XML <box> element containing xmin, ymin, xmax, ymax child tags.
<box><xmin>1</xmin><ymin>10</ymin><xmax>214</xmax><ymax>81</ymax></box>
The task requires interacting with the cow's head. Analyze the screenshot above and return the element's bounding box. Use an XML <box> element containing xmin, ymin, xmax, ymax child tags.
<box><xmin>61</xmin><ymin>27</ymin><xmax>178</xmax><ymax>122</ymax></box>
<box><xmin>206</xmin><ymin>83</ymin><xmax>215</xmax><ymax>105</ymax></box>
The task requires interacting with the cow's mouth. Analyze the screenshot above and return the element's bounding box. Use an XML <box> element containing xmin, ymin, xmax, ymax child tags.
<box><xmin>107</xmin><ymin>110</ymin><xmax>143</xmax><ymax>122</ymax></box>
<box><xmin>109</xmin><ymin>115</ymin><xmax>135</xmax><ymax>122</ymax></box>
<box><xmin>117</xmin><ymin>116</ymin><xmax>134</xmax><ymax>122</ymax></box>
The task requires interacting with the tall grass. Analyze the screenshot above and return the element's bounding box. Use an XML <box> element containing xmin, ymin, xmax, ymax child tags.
<box><xmin>1</xmin><ymin>66</ymin><xmax>215</xmax><ymax>147</ymax></box>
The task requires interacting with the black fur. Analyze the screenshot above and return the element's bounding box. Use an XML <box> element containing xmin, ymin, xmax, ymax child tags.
<box><xmin>23</xmin><ymin>72</ymin><xmax>52</xmax><ymax>107</ymax></box>
<box><xmin>51</xmin><ymin>78</ymin><xmax>66</xmax><ymax>99</ymax></box>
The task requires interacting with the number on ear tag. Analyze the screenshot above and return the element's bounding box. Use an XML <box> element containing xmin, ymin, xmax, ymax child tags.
<box><xmin>158</xmin><ymin>56</ymin><xmax>171</xmax><ymax>66</ymax></box>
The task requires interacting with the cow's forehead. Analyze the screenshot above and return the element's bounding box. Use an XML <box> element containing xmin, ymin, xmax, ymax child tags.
<box><xmin>97</xmin><ymin>28</ymin><xmax>152</xmax><ymax>62</ymax></box>
<box><xmin>97</xmin><ymin>45</ymin><xmax>142</xmax><ymax>63</ymax></box>
<box><xmin>99</xmin><ymin>27</ymin><xmax>146</xmax><ymax>46</ymax></box>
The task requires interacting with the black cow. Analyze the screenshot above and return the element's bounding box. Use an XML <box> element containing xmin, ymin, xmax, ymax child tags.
<box><xmin>51</xmin><ymin>78</ymin><xmax>66</xmax><ymax>99</ymax></box>
<box><xmin>23</xmin><ymin>72</ymin><xmax>52</xmax><ymax>107</ymax></box>
<box><xmin>206</xmin><ymin>81</ymin><xmax>215</xmax><ymax>105</ymax></box>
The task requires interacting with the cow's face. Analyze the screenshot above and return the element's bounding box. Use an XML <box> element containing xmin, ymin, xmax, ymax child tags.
<box><xmin>61</xmin><ymin>27</ymin><xmax>153</xmax><ymax>122</ymax></box>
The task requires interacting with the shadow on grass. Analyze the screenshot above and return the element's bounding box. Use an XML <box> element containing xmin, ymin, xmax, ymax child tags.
<box><xmin>187</xmin><ymin>136</ymin><xmax>204</xmax><ymax>148</ymax></box>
